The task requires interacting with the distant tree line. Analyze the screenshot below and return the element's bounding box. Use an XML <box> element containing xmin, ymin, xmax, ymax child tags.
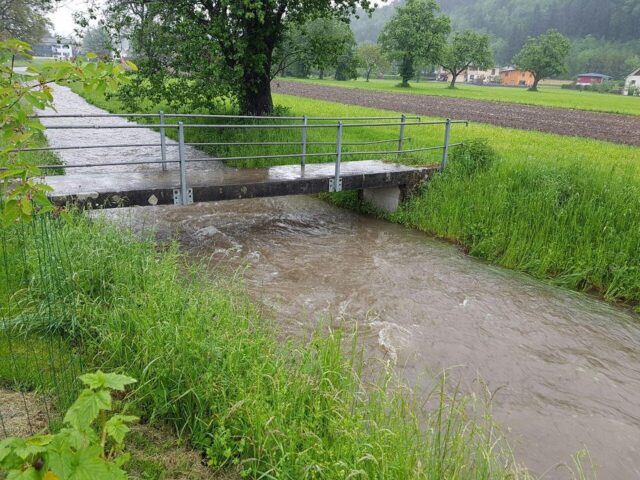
<box><xmin>351</xmin><ymin>0</ymin><xmax>640</xmax><ymax>79</ymax></box>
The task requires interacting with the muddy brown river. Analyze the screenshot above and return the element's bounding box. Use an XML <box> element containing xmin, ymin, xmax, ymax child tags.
<box><xmin>42</xmin><ymin>85</ymin><xmax>640</xmax><ymax>479</ymax></box>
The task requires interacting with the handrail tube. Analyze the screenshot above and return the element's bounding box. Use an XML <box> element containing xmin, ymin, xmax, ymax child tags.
<box><xmin>178</xmin><ymin>122</ymin><xmax>188</xmax><ymax>203</ymax></box>
<box><xmin>334</xmin><ymin>122</ymin><xmax>343</xmax><ymax>191</ymax></box>
<box><xmin>301</xmin><ymin>115</ymin><xmax>308</xmax><ymax>167</ymax></box>
<box><xmin>159</xmin><ymin>110</ymin><xmax>168</xmax><ymax>171</ymax></box>
<box><xmin>39</xmin><ymin>120</ymin><xmax>464</xmax><ymax>130</ymax></box>
<box><xmin>185</xmin><ymin>144</ymin><xmax>462</xmax><ymax>163</ymax></box>
<box><xmin>9</xmin><ymin>137</ymin><xmax>409</xmax><ymax>154</ymax></box>
<box><xmin>33</xmin><ymin>113</ymin><xmax>421</xmax><ymax>121</ymax></box>
<box><xmin>2</xmin><ymin>143</ymin><xmax>464</xmax><ymax>172</ymax></box>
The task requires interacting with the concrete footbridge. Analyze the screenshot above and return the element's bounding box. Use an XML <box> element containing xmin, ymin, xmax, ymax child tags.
<box><xmin>19</xmin><ymin>112</ymin><xmax>466</xmax><ymax>212</ymax></box>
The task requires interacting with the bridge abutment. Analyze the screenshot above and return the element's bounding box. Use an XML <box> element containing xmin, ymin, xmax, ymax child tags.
<box><xmin>361</xmin><ymin>186</ymin><xmax>404</xmax><ymax>213</ymax></box>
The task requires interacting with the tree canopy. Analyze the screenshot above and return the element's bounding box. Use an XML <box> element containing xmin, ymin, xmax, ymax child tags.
<box><xmin>81</xmin><ymin>26</ymin><xmax>111</xmax><ymax>58</ymax></box>
<box><xmin>94</xmin><ymin>0</ymin><xmax>374</xmax><ymax>115</ymax></box>
<box><xmin>356</xmin><ymin>43</ymin><xmax>388</xmax><ymax>81</ymax></box>
<box><xmin>351</xmin><ymin>0</ymin><xmax>640</xmax><ymax>79</ymax></box>
<box><xmin>440</xmin><ymin>30</ymin><xmax>493</xmax><ymax>88</ymax></box>
<box><xmin>0</xmin><ymin>0</ymin><xmax>54</xmax><ymax>44</ymax></box>
<box><xmin>378</xmin><ymin>0</ymin><xmax>450</xmax><ymax>87</ymax></box>
<box><xmin>513</xmin><ymin>29</ymin><xmax>571</xmax><ymax>90</ymax></box>
<box><xmin>275</xmin><ymin>18</ymin><xmax>355</xmax><ymax>79</ymax></box>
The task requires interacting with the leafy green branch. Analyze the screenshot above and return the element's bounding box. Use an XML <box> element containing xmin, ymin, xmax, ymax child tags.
<box><xmin>0</xmin><ymin>38</ymin><xmax>133</xmax><ymax>226</ymax></box>
<box><xmin>0</xmin><ymin>371</ymin><xmax>138</xmax><ymax>480</ymax></box>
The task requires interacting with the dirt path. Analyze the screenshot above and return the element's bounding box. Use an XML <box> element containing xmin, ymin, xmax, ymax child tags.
<box><xmin>273</xmin><ymin>80</ymin><xmax>640</xmax><ymax>146</ymax></box>
<box><xmin>0</xmin><ymin>388</ymin><xmax>49</xmax><ymax>437</ymax></box>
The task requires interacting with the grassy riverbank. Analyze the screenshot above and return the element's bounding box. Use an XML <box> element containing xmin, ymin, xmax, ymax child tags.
<box><xmin>1</xmin><ymin>213</ymin><xmax>531</xmax><ymax>479</ymax></box>
<box><xmin>282</xmin><ymin>78</ymin><xmax>640</xmax><ymax>116</ymax></box>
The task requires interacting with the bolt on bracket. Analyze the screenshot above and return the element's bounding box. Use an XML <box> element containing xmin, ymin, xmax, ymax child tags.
<box><xmin>173</xmin><ymin>188</ymin><xmax>193</xmax><ymax>205</ymax></box>
<box><xmin>329</xmin><ymin>178</ymin><xmax>342</xmax><ymax>193</ymax></box>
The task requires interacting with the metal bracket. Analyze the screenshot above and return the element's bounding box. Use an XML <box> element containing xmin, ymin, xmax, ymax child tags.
<box><xmin>329</xmin><ymin>178</ymin><xmax>342</xmax><ymax>193</ymax></box>
<box><xmin>173</xmin><ymin>188</ymin><xmax>193</xmax><ymax>205</ymax></box>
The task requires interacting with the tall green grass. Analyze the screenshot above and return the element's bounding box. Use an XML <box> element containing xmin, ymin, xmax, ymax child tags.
<box><xmin>0</xmin><ymin>213</ymin><xmax>533</xmax><ymax>479</ymax></box>
<box><xmin>368</xmin><ymin>140</ymin><xmax>640</xmax><ymax>308</ymax></box>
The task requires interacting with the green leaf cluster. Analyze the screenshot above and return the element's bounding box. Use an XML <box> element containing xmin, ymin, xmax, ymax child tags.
<box><xmin>355</xmin><ymin>43</ymin><xmax>389</xmax><ymax>81</ymax></box>
<box><xmin>0</xmin><ymin>371</ymin><xmax>138</xmax><ymax>480</ymax></box>
<box><xmin>275</xmin><ymin>17</ymin><xmax>356</xmax><ymax>79</ymax></box>
<box><xmin>440</xmin><ymin>30</ymin><xmax>494</xmax><ymax>88</ymax></box>
<box><xmin>378</xmin><ymin>0</ymin><xmax>451</xmax><ymax>86</ymax></box>
<box><xmin>512</xmin><ymin>29</ymin><xmax>571</xmax><ymax>90</ymax></box>
<box><xmin>0</xmin><ymin>39</ymin><xmax>129</xmax><ymax>226</ymax></box>
<box><xmin>95</xmin><ymin>0</ymin><xmax>375</xmax><ymax>115</ymax></box>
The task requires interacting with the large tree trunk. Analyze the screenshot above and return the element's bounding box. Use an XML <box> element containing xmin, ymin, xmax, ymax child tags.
<box><xmin>239</xmin><ymin>73</ymin><xmax>274</xmax><ymax>116</ymax></box>
<box><xmin>399</xmin><ymin>55</ymin><xmax>414</xmax><ymax>87</ymax></box>
<box><xmin>449</xmin><ymin>73</ymin><xmax>457</xmax><ymax>88</ymax></box>
<box><xmin>530</xmin><ymin>75</ymin><xmax>540</xmax><ymax>91</ymax></box>
<box><xmin>366</xmin><ymin>67</ymin><xmax>372</xmax><ymax>82</ymax></box>
<box><xmin>237</xmin><ymin>24</ymin><xmax>276</xmax><ymax>115</ymax></box>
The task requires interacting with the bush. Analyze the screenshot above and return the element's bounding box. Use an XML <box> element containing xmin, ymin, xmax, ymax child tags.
<box><xmin>394</xmin><ymin>152</ymin><xmax>640</xmax><ymax>305</ymax></box>
<box><xmin>0</xmin><ymin>371</ymin><xmax>137</xmax><ymax>479</ymax></box>
<box><xmin>447</xmin><ymin>138</ymin><xmax>497</xmax><ymax>177</ymax></box>
<box><xmin>561</xmin><ymin>80</ymin><xmax>625</xmax><ymax>94</ymax></box>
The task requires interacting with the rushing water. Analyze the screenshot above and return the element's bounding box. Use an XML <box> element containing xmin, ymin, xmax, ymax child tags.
<box><xmin>42</xmin><ymin>85</ymin><xmax>640</xmax><ymax>479</ymax></box>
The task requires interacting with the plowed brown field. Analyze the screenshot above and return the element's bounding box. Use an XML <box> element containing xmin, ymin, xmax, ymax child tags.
<box><xmin>273</xmin><ymin>80</ymin><xmax>640</xmax><ymax>146</ymax></box>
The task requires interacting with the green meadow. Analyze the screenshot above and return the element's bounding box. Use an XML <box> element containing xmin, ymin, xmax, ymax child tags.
<box><xmin>283</xmin><ymin>77</ymin><xmax>640</xmax><ymax>116</ymax></box>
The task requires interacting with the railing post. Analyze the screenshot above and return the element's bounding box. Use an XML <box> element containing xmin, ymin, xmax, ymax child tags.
<box><xmin>159</xmin><ymin>110</ymin><xmax>167</xmax><ymax>171</ymax></box>
<box><xmin>332</xmin><ymin>121</ymin><xmax>343</xmax><ymax>192</ymax></box>
<box><xmin>178</xmin><ymin>122</ymin><xmax>188</xmax><ymax>204</ymax></box>
<box><xmin>440</xmin><ymin>118</ymin><xmax>452</xmax><ymax>172</ymax></box>
<box><xmin>301</xmin><ymin>115</ymin><xmax>308</xmax><ymax>168</ymax></box>
<box><xmin>397</xmin><ymin>113</ymin><xmax>406</xmax><ymax>159</ymax></box>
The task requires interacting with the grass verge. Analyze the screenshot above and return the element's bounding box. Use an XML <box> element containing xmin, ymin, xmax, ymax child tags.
<box><xmin>0</xmin><ymin>213</ymin><xmax>532</xmax><ymax>479</ymax></box>
<box><xmin>282</xmin><ymin>77</ymin><xmax>640</xmax><ymax>116</ymax></box>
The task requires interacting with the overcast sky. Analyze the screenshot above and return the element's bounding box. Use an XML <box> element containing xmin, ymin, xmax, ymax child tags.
<box><xmin>48</xmin><ymin>0</ymin><xmax>94</xmax><ymax>36</ymax></box>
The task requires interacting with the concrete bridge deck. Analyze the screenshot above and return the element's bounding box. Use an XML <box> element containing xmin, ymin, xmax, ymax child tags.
<box><xmin>45</xmin><ymin>160</ymin><xmax>437</xmax><ymax>209</ymax></box>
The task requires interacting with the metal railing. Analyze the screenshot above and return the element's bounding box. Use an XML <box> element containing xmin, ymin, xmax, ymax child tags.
<box><xmin>11</xmin><ymin>113</ymin><xmax>467</xmax><ymax>204</ymax></box>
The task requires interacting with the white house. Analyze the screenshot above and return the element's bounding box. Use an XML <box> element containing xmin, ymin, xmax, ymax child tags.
<box><xmin>624</xmin><ymin>67</ymin><xmax>640</xmax><ymax>96</ymax></box>
<box><xmin>436</xmin><ymin>66</ymin><xmax>501</xmax><ymax>84</ymax></box>
<box><xmin>465</xmin><ymin>66</ymin><xmax>500</xmax><ymax>84</ymax></box>
<box><xmin>33</xmin><ymin>34</ymin><xmax>75</xmax><ymax>59</ymax></box>
<box><xmin>52</xmin><ymin>42</ymin><xmax>73</xmax><ymax>60</ymax></box>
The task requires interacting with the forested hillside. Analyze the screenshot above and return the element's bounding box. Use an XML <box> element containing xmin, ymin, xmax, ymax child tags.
<box><xmin>351</xmin><ymin>0</ymin><xmax>640</xmax><ymax>77</ymax></box>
